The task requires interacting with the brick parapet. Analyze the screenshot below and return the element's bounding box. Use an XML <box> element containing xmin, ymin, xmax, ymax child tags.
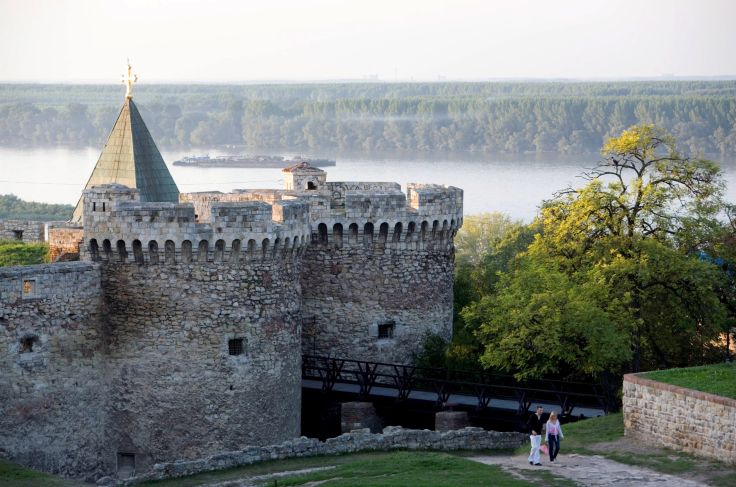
<box><xmin>623</xmin><ymin>372</ymin><xmax>736</xmax><ymax>465</ymax></box>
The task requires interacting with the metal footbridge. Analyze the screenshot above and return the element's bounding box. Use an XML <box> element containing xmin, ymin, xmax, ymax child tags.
<box><xmin>302</xmin><ymin>355</ymin><xmax>614</xmax><ymax>417</ymax></box>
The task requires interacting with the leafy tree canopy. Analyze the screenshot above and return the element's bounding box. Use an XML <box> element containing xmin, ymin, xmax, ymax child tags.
<box><xmin>460</xmin><ymin>125</ymin><xmax>732</xmax><ymax>380</ymax></box>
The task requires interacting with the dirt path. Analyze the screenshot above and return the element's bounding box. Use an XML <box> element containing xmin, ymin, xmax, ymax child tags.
<box><xmin>470</xmin><ymin>453</ymin><xmax>708</xmax><ymax>487</ymax></box>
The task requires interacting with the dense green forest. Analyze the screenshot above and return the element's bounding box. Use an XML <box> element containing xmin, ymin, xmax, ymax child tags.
<box><xmin>1</xmin><ymin>81</ymin><xmax>735</xmax><ymax>155</ymax></box>
<box><xmin>0</xmin><ymin>194</ymin><xmax>73</xmax><ymax>221</ymax></box>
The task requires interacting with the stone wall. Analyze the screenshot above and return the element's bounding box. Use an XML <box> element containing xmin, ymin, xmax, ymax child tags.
<box><xmin>46</xmin><ymin>224</ymin><xmax>84</xmax><ymax>261</ymax></box>
<box><xmin>82</xmin><ymin>185</ymin><xmax>310</xmax><ymax>265</ymax></box>
<box><xmin>623</xmin><ymin>373</ymin><xmax>736</xmax><ymax>465</ymax></box>
<box><xmin>98</xmin><ymin>256</ymin><xmax>304</xmax><ymax>476</ymax></box>
<box><xmin>120</xmin><ymin>426</ymin><xmax>527</xmax><ymax>485</ymax></box>
<box><xmin>301</xmin><ymin>231</ymin><xmax>455</xmax><ymax>363</ymax></box>
<box><xmin>0</xmin><ymin>220</ymin><xmax>45</xmax><ymax>243</ymax></box>
<box><xmin>0</xmin><ymin>262</ymin><xmax>107</xmax><ymax>478</ymax></box>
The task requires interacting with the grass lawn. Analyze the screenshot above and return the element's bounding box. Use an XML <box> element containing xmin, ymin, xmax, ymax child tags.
<box><xmin>0</xmin><ymin>459</ymin><xmax>81</xmax><ymax>487</ymax></box>
<box><xmin>270</xmin><ymin>451</ymin><xmax>566</xmax><ymax>487</ymax></box>
<box><xmin>642</xmin><ymin>362</ymin><xmax>736</xmax><ymax>399</ymax></box>
<box><xmin>140</xmin><ymin>451</ymin><xmax>573</xmax><ymax>487</ymax></box>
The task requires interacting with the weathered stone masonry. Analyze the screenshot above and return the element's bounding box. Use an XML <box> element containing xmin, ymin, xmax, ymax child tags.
<box><xmin>623</xmin><ymin>373</ymin><xmax>736</xmax><ymax>465</ymax></box>
<box><xmin>0</xmin><ymin>220</ymin><xmax>45</xmax><ymax>243</ymax></box>
<box><xmin>0</xmin><ymin>262</ymin><xmax>106</xmax><ymax>477</ymax></box>
<box><xmin>1</xmin><ymin>87</ymin><xmax>463</xmax><ymax>482</ymax></box>
<box><xmin>0</xmin><ymin>165</ymin><xmax>462</xmax><ymax>480</ymax></box>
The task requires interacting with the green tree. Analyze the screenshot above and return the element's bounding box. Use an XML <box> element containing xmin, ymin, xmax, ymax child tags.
<box><xmin>467</xmin><ymin>125</ymin><xmax>728</xmax><ymax>379</ymax></box>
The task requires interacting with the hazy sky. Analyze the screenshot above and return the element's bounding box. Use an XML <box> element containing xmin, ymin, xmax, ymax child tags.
<box><xmin>1</xmin><ymin>0</ymin><xmax>735</xmax><ymax>82</ymax></box>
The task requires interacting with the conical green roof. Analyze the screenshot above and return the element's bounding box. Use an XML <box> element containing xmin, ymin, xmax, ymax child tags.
<box><xmin>72</xmin><ymin>98</ymin><xmax>179</xmax><ymax>222</ymax></box>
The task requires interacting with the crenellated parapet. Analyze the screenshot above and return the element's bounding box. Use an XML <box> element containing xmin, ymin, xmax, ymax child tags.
<box><xmin>302</xmin><ymin>184</ymin><xmax>463</xmax><ymax>252</ymax></box>
<box><xmin>81</xmin><ymin>184</ymin><xmax>311</xmax><ymax>265</ymax></box>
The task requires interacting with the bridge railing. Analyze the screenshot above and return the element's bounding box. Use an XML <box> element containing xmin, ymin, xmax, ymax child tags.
<box><xmin>302</xmin><ymin>354</ymin><xmax>615</xmax><ymax>415</ymax></box>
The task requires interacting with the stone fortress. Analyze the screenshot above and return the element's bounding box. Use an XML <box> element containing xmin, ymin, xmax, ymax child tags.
<box><xmin>0</xmin><ymin>68</ymin><xmax>463</xmax><ymax>481</ymax></box>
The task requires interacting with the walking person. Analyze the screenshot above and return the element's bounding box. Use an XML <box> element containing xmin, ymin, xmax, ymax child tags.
<box><xmin>526</xmin><ymin>405</ymin><xmax>544</xmax><ymax>466</ymax></box>
<box><xmin>545</xmin><ymin>411</ymin><xmax>564</xmax><ymax>462</ymax></box>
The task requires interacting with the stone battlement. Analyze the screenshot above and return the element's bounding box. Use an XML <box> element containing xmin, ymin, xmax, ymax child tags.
<box><xmin>80</xmin><ymin>169</ymin><xmax>463</xmax><ymax>265</ymax></box>
<box><xmin>81</xmin><ymin>184</ymin><xmax>311</xmax><ymax>264</ymax></box>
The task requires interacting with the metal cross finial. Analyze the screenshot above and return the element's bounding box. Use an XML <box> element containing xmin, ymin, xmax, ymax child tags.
<box><xmin>122</xmin><ymin>60</ymin><xmax>138</xmax><ymax>99</ymax></box>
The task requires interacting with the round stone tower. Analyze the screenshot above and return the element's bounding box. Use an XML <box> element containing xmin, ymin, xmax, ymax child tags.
<box><xmin>81</xmin><ymin>184</ymin><xmax>310</xmax><ymax>474</ymax></box>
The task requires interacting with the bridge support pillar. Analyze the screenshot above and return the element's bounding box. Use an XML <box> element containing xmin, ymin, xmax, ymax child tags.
<box><xmin>341</xmin><ymin>402</ymin><xmax>382</xmax><ymax>433</ymax></box>
<box><xmin>435</xmin><ymin>411</ymin><xmax>470</xmax><ymax>432</ymax></box>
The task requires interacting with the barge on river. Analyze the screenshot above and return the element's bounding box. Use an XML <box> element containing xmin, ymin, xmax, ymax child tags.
<box><xmin>173</xmin><ymin>154</ymin><xmax>336</xmax><ymax>168</ymax></box>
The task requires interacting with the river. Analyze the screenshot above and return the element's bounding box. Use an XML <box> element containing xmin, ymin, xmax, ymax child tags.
<box><xmin>1</xmin><ymin>147</ymin><xmax>735</xmax><ymax>221</ymax></box>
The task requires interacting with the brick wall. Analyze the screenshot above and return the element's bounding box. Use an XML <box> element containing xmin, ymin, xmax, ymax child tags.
<box><xmin>623</xmin><ymin>373</ymin><xmax>736</xmax><ymax>465</ymax></box>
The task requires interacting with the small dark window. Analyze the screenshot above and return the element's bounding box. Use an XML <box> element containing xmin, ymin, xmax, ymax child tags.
<box><xmin>92</xmin><ymin>202</ymin><xmax>96</xmax><ymax>211</ymax></box>
<box><xmin>13</xmin><ymin>230</ymin><xmax>23</xmax><ymax>241</ymax></box>
<box><xmin>19</xmin><ymin>335</ymin><xmax>37</xmax><ymax>353</ymax></box>
<box><xmin>228</xmin><ymin>338</ymin><xmax>244</xmax><ymax>356</ymax></box>
<box><xmin>307</xmin><ymin>181</ymin><xmax>317</xmax><ymax>190</ymax></box>
<box><xmin>102</xmin><ymin>202</ymin><xmax>106</xmax><ymax>212</ymax></box>
<box><xmin>378</xmin><ymin>322</ymin><xmax>395</xmax><ymax>339</ymax></box>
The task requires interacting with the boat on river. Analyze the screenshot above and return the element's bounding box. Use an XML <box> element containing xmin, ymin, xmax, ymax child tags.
<box><xmin>172</xmin><ymin>154</ymin><xmax>336</xmax><ymax>168</ymax></box>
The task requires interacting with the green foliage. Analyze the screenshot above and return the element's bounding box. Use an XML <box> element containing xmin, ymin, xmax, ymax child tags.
<box><xmin>0</xmin><ymin>240</ymin><xmax>49</xmax><ymax>267</ymax></box>
<box><xmin>0</xmin><ymin>194</ymin><xmax>73</xmax><ymax>221</ymax></box>
<box><xmin>412</xmin><ymin>333</ymin><xmax>482</xmax><ymax>372</ymax></box>
<box><xmin>643</xmin><ymin>362</ymin><xmax>736</xmax><ymax>399</ymax></box>
<box><xmin>465</xmin><ymin>255</ymin><xmax>632</xmax><ymax>379</ymax></box>
<box><xmin>2</xmin><ymin>82</ymin><xmax>736</xmax><ymax>155</ymax></box>
<box><xmin>456</xmin><ymin>125</ymin><xmax>732</xmax><ymax>380</ymax></box>
<box><xmin>454</xmin><ymin>213</ymin><xmax>523</xmax><ymax>269</ymax></box>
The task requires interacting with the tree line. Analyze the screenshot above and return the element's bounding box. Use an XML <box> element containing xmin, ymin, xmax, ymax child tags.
<box><xmin>0</xmin><ymin>194</ymin><xmax>73</xmax><ymax>221</ymax></box>
<box><xmin>0</xmin><ymin>81</ymin><xmax>735</xmax><ymax>156</ymax></box>
<box><xmin>415</xmin><ymin>125</ymin><xmax>736</xmax><ymax>382</ymax></box>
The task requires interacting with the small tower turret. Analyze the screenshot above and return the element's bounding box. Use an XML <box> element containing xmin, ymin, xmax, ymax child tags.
<box><xmin>282</xmin><ymin>161</ymin><xmax>327</xmax><ymax>192</ymax></box>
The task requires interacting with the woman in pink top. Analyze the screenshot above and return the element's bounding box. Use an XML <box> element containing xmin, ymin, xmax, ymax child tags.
<box><xmin>545</xmin><ymin>411</ymin><xmax>564</xmax><ymax>462</ymax></box>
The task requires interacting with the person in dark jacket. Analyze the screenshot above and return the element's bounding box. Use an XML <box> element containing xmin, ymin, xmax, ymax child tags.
<box><xmin>527</xmin><ymin>406</ymin><xmax>544</xmax><ymax>465</ymax></box>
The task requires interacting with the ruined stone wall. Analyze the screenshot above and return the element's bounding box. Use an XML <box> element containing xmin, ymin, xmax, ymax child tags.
<box><xmin>99</xmin><ymin>255</ymin><xmax>305</xmax><ymax>476</ymax></box>
<box><xmin>623</xmin><ymin>373</ymin><xmax>736</xmax><ymax>465</ymax></box>
<box><xmin>0</xmin><ymin>220</ymin><xmax>45</xmax><ymax>243</ymax></box>
<box><xmin>0</xmin><ymin>262</ymin><xmax>107</xmax><ymax>478</ymax></box>
<box><xmin>123</xmin><ymin>426</ymin><xmax>527</xmax><ymax>485</ymax></box>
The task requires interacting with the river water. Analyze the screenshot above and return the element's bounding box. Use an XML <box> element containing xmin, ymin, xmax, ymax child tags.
<box><xmin>1</xmin><ymin>147</ymin><xmax>735</xmax><ymax>221</ymax></box>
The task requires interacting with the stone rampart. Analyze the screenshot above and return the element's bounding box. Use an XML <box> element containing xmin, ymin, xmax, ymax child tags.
<box><xmin>300</xmin><ymin>184</ymin><xmax>461</xmax><ymax>363</ymax></box>
<box><xmin>0</xmin><ymin>220</ymin><xmax>45</xmax><ymax>243</ymax></box>
<box><xmin>0</xmin><ymin>262</ymin><xmax>107</xmax><ymax>477</ymax></box>
<box><xmin>98</xmin><ymin>258</ymin><xmax>304</xmax><ymax>475</ymax></box>
<box><xmin>623</xmin><ymin>373</ymin><xmax>736</xmax><ymax>465</ymax></box>
<box><xmin>119</xmin><ymin>426</ymin><xmax>527</xmax><ymax>485</ymax></box>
